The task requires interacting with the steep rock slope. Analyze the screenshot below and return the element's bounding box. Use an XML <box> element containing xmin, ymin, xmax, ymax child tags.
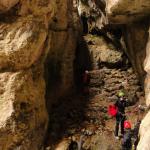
<box><xmin>0</xmin><ymin>0</ymin><xmax>79</xmax><ymax>149</ymax></box>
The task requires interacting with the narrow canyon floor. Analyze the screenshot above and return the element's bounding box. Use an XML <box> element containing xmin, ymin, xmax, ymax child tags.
<box><xmin>44</xmin><ymin>33</ymin><xmax>146</xmax><ymax>150</ymax></box>
<box><xmin>45</xmin><ymin>91</ymin><xmax>145</xmax><ymax>150</ymax></box>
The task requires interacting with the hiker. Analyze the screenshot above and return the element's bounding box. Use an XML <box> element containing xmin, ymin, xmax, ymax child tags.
<box><xmin>68</xmin><ymin>141</ymin><xmax>78</xmax><ymax>150</ymax></box>
<box><xmin>82</xmin><ymin>70</ymin><xmax>90</xmax><ymax>94</ymax></box>
<box><xmin>122</xmin><ymin>120</ymin><xmax>132</xmax><ymax>150</ymax></box>
<box><xmin>114</xmin><ymin>91</ymin><xmax>128</xmax><ymax>139</ymax></box>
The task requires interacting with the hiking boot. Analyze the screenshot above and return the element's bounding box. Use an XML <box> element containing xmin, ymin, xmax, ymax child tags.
<box><xmin>119</xmin><ymin>134</ymin><xmax>123</xmax><ymax>138</ymax></box>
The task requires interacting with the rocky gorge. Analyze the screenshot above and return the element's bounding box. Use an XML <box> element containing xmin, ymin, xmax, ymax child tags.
<box><xmin>0</xmin><ymin>0</ymin><xmax>150</xmax><ymax>150</ymax></box>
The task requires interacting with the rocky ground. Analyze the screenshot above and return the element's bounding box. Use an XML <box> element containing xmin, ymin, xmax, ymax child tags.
<box><xmin>45</xmin><ymin>90</ymin><xmax>145</xmax><ymax>150</ymax></box>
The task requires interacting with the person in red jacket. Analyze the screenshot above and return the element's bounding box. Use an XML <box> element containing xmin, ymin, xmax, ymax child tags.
<box><xmin>122</xmin><ymin>121</ymin><xmax>132</xmax><ymax>150</ymax></box>
<box><xmin>82</xmin><ymin>70</ymin><xmax>90</xmax><ymax>94</ymax></box>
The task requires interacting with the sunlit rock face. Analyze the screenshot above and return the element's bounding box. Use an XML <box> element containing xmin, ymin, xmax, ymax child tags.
<box><xmin>144</xmin><ymin>28</ymin><xmax>150</xmax><ymax>106</ymax></box>
<box><xmin>0</xmin><ymin>0</ymin><xmax>80</xmax><ymax>149</ymax></box>
<box><xmin>0</xmin><ymin>68</ymin><xmax>48</xmax><ymax>150</ymax></box>
<box><xmin>0</xmin><ymin>17</ymin><xmax>47</xmax><ymax>70</ymax></box>
<box><xmin>106</xmin><ymin>0</ymin><xmax>150</xmax><ymax>24</ymax></box>
<box><xmin>137</xmin><ymin>27</ymin><xmax>150</xmax><ymax>150</ymax></box>
<box><xmin>138</xmin><ymin>111</ymin><xmax>150</xmax><ymax>150</ymax></box>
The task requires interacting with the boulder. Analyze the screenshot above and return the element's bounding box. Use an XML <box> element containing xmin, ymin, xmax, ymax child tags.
<box><xmin>0</xmin><ymin>17</ymin><xmax>47</xmax><ymax>70</ymax></box>
<box><xmin>84</xmin><ymin>34</ymin><xmax>123</xmax><ymax>69</ymax></box>
<box><xmin>106</xmin><ymin>0</ymin><xmax>150</xmax><ymax>24</ymax></box>
<box><xmin>0</xmin><ymin>67</ymin><xmax>48</xmax><ymax>150</ymax></box>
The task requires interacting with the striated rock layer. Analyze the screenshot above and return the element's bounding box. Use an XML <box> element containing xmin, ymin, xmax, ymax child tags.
<box><xmin>106</xmin><ymin>0</ymin><xmax>150</xmax><ymax>24</ymax></box>
<box><xmin>0</xmin><ymin>0</ymin><xmax>79</xmax><ymax>149</ymax></box>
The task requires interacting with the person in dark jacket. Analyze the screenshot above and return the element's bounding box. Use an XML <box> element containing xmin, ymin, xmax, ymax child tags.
<box><xmin>122</xmin><ymin>121</ymin><xmax>132</xmax><ymax>150</ymax></box>
<box><xmin>68</xmin><ymin>141</ymin><xmax>78</xmax><ymax>150</ymax></box>
<box><xmin>114</xmin><ymin>91</ymin><xmax>128</xmax><ymax>139</ymax></box>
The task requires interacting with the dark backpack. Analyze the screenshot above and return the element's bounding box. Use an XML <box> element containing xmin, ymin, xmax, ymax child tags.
<box><xmin>122</xmin><ymin>131</ymin><xmax>132</xmax><ymax>148</ymax></box>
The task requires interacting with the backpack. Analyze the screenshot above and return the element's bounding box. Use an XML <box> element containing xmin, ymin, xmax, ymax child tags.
<box><xmin>108</xmin><ymin>105</ymin><xmax>118</xmax><ymax>117</ymax></box>
<box><xmin>122</xmin><ymin>131</ymin><xmax>132</xmax><ymax>148</ymax></box>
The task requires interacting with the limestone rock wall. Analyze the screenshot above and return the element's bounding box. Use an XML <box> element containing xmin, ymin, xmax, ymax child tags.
<box><xmin>137</xmin><ymin>28</ymin><xmax>150</xmax><ymax>150</ymax></box>
<box><xmin>45</xmin><ymin>0</ymin><xmax>80</xmax><ymax>105</ymax></box>
<box><xmin>122</xmin><ymin>21</ymin><xmax>149</xmax><ymax>83</ymax></box>
<box><xmin>77</xmin><ymin>0</ymin><xmax>107</xmax><ymax>31</ymax></box>
<box><xmin>138</xmin><ymin>111</ymin><xmax>150</xmax><ymax>150</ymax></box>
<box><xmin>106</xmin><ymin>0</ymin><xmax>150</xmax><ymax>24</ymax></box>
<box><xmin>0</xmin><ymin>0</ymin><xmax>79</xmax><ymax>149</ymax></box>
<box><xmin>144</xmin><ymin>28</ymin><xmax>150</xmax><ymax>106</ymax></box>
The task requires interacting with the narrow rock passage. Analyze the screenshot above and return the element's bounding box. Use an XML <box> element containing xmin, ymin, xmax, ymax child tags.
<box><xmin>45</xmin><ymin>91</ymin><xmax>145</xmax><ymax>150</ymax></box>
<box><xmin>45</xmin><ymin>32</ymin><xmax>145</xmax><ymax>150</ymax></box>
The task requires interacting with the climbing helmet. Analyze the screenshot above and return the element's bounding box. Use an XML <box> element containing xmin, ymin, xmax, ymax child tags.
<box><xmin>124</xmin><ymin>120</ymin><xmax>131</xmax><ymax>129</ymax></box>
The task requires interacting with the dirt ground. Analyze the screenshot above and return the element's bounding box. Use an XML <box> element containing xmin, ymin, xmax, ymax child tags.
<box><xmin>45</xmin><ymin>91</ymin><xmax>146</xmax><ymax>150</ymax></box>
